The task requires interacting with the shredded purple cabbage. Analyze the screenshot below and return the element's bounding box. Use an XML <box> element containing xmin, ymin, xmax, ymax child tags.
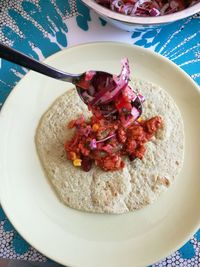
<box><xmin>78</xmin><ymin>58</ymin><xmax>145</xmax><ymax>124</ymax></box>
<box><xmin>90</xmin><ymin>139</ymin><xmax>97</xmax><ymax>149</ymax></box>
<box><xmin>96</xmin><ymin>58</ymin><xmax>130</xmax><ymax>105</ymax></box>
<box><xmin>90</xmin><ymin>134</ymin><xmax>116</xmax><ymax>150</ymax></box>
<box><xmin>95</xmin><ymin>0</ymin><xmax>199</xmax><ymax>16</ymax></box>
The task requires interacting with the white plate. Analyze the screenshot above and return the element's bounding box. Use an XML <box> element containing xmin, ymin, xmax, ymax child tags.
<box><xmin>0</xmin><ymin>42</ymin><xmax>200</xmax><ymax>267</ymax></box>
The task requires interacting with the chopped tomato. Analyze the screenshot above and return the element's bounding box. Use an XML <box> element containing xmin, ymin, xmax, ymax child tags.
<box><xmin>122</xmin><ymin>86</ymin><xmax>137</xmax><ymax>101</ymax></box>
<box><xmin>115</xmin><ymin>96</ymin><xmax>132</xmax><ymax>112</ymax></box>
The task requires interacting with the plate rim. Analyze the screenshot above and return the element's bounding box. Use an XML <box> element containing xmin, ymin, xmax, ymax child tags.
<box><xmin>0</xmin><ymin>41</ymin><xmax>200</xmax><ymax>267</ymax></box>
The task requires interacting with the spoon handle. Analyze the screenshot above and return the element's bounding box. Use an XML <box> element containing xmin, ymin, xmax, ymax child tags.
<box><xmin>0</xmin><ymin>43</ymin><xmax>77</xmax><ymax>83</ymax></box>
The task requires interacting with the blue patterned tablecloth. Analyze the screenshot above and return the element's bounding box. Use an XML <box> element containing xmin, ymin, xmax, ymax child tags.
<box><xmin>0</xmin><ymin>1</ymin><xmax>199</xmax><ymax>266</ymax></box>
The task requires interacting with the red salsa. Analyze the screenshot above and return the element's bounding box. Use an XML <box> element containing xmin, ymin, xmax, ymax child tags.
<box><xmin>65</xmin><ymin>114</ymin><xmax>162</xmax><ymax>172</ymax></box>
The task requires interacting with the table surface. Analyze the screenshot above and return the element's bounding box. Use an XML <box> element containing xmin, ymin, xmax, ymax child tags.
<box><xmin>0</xmin><ymin>1</ymin><xmax>199</xmax><ymax>266</ymax></box>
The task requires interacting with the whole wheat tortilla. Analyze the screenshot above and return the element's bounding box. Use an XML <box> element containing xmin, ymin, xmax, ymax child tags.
<box><xmin>35</xmin><ymin>79</ymin><xmax>184</xmax><ymax>214</ymax></box>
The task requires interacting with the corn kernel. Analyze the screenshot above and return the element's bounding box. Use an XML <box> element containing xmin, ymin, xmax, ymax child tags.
<box><xmin>92</xmin><ymin>123</ymin><xmax>99</xmax><ymax>132</ymax></box>
<box><xmin>70</xmin><ymin>151</ymin><xmax>76</xmax><ymax>160</ymax></box>
<box><xmin>73</xmin><ymin>159</ymin><xmax>82</xmax><ymax>166</ymax></box>
<box><xmin>137</xmin><ymin>117</ymin><xmax>143</xmax><ymax>122</ymax></box>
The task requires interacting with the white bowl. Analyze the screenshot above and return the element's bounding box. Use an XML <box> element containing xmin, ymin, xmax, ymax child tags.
<box><xmin>81</xmin><ymin>0</ymin><xmax>200</xmax><ymax>31</ymax></box>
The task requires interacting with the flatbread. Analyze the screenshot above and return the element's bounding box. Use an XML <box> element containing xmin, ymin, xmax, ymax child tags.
<box><xmin>35</xmin><ymin>79</ymin><xmax>184</xmax><ymax>214</ymax></box>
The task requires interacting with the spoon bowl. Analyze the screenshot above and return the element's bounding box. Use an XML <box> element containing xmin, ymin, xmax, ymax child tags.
<box><xmin>0</xmin><ymin>43</ymin><xmax>113</xmax><ymax>105</ymax></box>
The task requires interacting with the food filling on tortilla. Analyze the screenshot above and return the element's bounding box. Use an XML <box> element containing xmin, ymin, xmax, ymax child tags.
<box><xmin>65</xmin><ymin>114</ymin><xmax>162</xmax><ymax>172</ymax></box>
<box><xmin>65</xmin><ymin>59</ymin><xmax>163</xmax><ymax>172</ymax></box>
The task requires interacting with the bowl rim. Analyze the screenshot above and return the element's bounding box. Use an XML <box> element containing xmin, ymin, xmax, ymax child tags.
<box><xmin>81</xmin><ymin>0</ymin><xmax>200</xmax><ymax>25</ymax></box>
